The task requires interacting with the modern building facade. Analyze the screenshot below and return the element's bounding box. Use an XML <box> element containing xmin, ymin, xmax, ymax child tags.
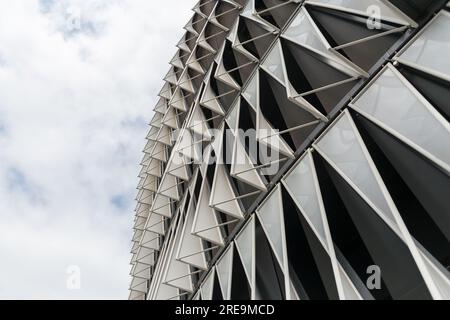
<box><xmin>130</xmin><ymin>0</ymin><xmax>450</xmax><ymax>300</ymax></box>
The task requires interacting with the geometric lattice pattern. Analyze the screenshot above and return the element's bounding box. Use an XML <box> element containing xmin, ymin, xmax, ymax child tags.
<box><xmin>130</xmin><ymin>0</ymin><xmax>450</xmax><ymax>300</ymax></box>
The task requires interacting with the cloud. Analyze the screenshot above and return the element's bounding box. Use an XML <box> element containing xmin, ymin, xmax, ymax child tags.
<box><xmin>0</xmin><ymin>0</ymin><xmax>194</xmax><ymax>299</ymax></box>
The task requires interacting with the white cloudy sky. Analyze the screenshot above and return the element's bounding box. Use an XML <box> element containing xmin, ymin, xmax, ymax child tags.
<box><xmin>0</xmin><ymin>0</ymin><xmax>194</xmax><ymax>299</ymax></box>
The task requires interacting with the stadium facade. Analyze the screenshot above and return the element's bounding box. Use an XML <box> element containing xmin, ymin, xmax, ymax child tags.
<box><xmin>130</xmin><ymin>0</ymin><xmax>450</xmax><ymax>300</ymax></box>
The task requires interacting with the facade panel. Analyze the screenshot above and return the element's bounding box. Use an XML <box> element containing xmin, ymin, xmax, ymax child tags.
<box><xmin>130</xmin><ymin>0</ymin><xmax>450</xmax><ymax>300</ymax></box>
